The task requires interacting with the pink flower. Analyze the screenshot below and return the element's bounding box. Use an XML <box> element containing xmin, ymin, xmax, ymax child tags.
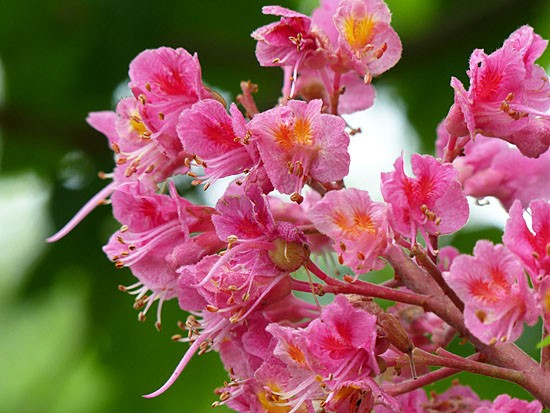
<box><xmin>268</xmin><ymin>323</ymin><xmax>314</xmax><ymax>371</ymax></box>
<box><xmin>251</xmin><ymin>6</ymin><xmax>330</xmax><ymax>70</ymax></box>
<box><xmin>215</xmin><ymin>317</ymin><xmax>273</xmax><ymax>411</ymax></box>
<box><xmin>437</xmin><ymin>127</ymin><xmax>550</xmax><ymax>210</ymax></box>
<box><xmin>444</xmin><ymin>26</ymin><xmax>550</xmax><ymax>158</ymax></box>
<box><xmin>444</xmin><ymin>240</ymin><xmax>539</xmax><ymax>344</ymax></box>
<box><xmin>306</xmin><ymin>295</ymin><xmax>379</xmax><ymax>376</ymax></box>
<box><xmin>474</xmin><ymin>394</ymin><xmax>542</xmax><ymax>413</ymax></box>
<box><xmin>213</xmin><ymin>185</ymin><xmax>276</xmax><ymax>242</ymax></box>
<box><xmin>149</xmin><ymin>215</ymin><xmax>316</xmax><ymax>400</ymax></box>
<box><xmin>214</xmin><ymin>306</ymin><xmax>321</xmax><ymax>412</ymax></box>
<box><xmin>129</xmin><ymin>47</ymin><xmax>211</xmax><ymax>140</ymax></box>
<box><xmin>249</xmin><ymin>99</ymin><xmax>350</xmax><ymax>199</ymax></box>
<box><xmin>91</xmin><ymin>97</ymin><xmax>188</xmax><ymax>184</ymax></box>
<box><xmin>252</xmin><ymin>1</ymin><xmax>398</xmax><ymax>114</ymax></box>
<box><xmin>332</xmin><ymin>0</ymin><xmax>402</xmax><ymax>78</ymax></box>
<box><xmin>148</xmin><ymin>250</ymin><xmax>295</xmax><ymax>399</ymax></box>
<box><xmin>504</xmin><ymin>199</ymin><xmax>550</xmax><ymax>282</ymax></box>
<box><xmin>177</xmin><ymin>99</ymin><xmax>255</xmax><ymax>187</ymax></box>
<box><xmin>265</xmin><ymin>295</ymin><xmax>397</xmax><ymax>411</ymax></box>
<box><xmin>377</xmin><ymin>384</ymin><xmax>491</xmax><ymax>413</ymax></box>
<box><xmin>252</xmin><ymin>358</ymin><xmax>314</xmax><ymax>413</ymax></box>
<box><xmin>174</xmin><ymin>183</ymin><xmax>310</xmax><ymax>331</ymax></box>
<box><xmin>103</xmin><ymin>181</ymin><xmax>217</xmax><ymax>329</ymax></box>
<box><xmin>210</xmin><ymin>184</ymin><xmax>310</xmax><ymax>279</ymax></box>
<box><xmin>302</xmin><ymin>0</ymin><xmax>400</xmax><ymax>114</ymax></box>
<box><xmin>189</xmin><ymin>254</ymin><xmax>292</xmax><ymax>323</ymax></box>
<box><xmin>221</xmin><ymin>353</ymin><xmax>313</xmax><ymax>413</ymax></box>
<box><xmin>381</xmin><ymin>154</ymin><xmax>469</xmax><ymax>244</ymax></box>
<box><xmin>311</xmin><ymin>0</ymin><xmax>341</xmax><ymax>46</ymax></box>
<box><xmin>308</xmin><ymin>188</ymin><xmax>389</xmax><ymax>273</ymax></box>
<box><xmin>222</xmin><ymin>313</ymin><xmax>275</xmax><ymax>376</ymax></box>
<box><xmin>306</xmin><ymin>296</ymin><xmax>397</xmax><ymax>410</ymax></box>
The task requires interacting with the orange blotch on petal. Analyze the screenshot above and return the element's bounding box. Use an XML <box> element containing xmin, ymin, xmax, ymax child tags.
<box><xmin>287</xmin><ymin>344</ymin><xmax>307</xmax><ymax>366</ymax></box>
<box><xmin>273</xmin><ymin>117</ymin><xmax>313</xmax><ymax>151</ymax></box>
<box><xmin>332</xmin><ymin>209</ymin><xmax>376</xmax><ymax>237</ymax></box>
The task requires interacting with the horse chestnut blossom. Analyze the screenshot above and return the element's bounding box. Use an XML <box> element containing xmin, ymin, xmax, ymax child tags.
<box><xmin>129</xmin><ymin>47</ymin><xmax>212</xmax><ymax>139</ymax></box>
<box><xmin>252</xmin><ymin>6</ymin><xmax>330</xmax><ymax>70</ymax></box>
<box><xmin>308</xmin><ymin>188</ymin><xmax>389</xmax><ymax>272</ymax></box>
<box><xmin>381</xmin><ymin>153</ymin><xmax>469</xmax><ymax>247</ymax></box>
<box><xmin>47</xmin><ymin>0</ymin><xmax>550</xmax><ymax>411</ymax></box>
<box><xmin>263</xmin><ymin>295</ymin><xmax>399</xmax><ymax>412</ymax></box>
<box><xmin>103</xmin><ymin>181</ymin><xmax>219</xmax><ymax>329</ymax></box>
<box><xmin>249</xmin><ymin>98</ymin><xmax>350</xmax><ymax>201</ymax></box>
<box><xmin>444</xmin><ymin>25</ymin><xmax>550</xmax><ymax>158</ymax></box>
<box><xmin>375</xmin><ymin>384</ymin><xmax>492</xmax><ymax>412</ymax></box>
<box><xmin>444</xmin><ymin>240</ymin><xmax>539</xmax><ymax>344</ymax></box>
<box><xmin>331</xmin><ymin>0</ymin><xmax>402</xmax><ymax>79</ymax></box>
<box><xmin>177</xmin><ymin>99</ymin><xmax>255</xmax><ymax>187</ymax></box>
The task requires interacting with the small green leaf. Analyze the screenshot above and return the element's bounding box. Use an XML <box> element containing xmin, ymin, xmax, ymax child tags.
<box><xmin>536</xmin><ymin>335</ymin><xmax>550</xmax><ymax>349</ymax></box>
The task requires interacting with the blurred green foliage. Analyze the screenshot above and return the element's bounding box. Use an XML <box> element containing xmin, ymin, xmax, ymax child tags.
<box><xmin>0</xmin><ymin>0</ymin><xmax>548</xmax><ymax>412</ymax></box>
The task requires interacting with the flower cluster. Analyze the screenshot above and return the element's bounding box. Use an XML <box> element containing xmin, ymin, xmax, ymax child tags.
<box><xmin>49</xmin><ymin>0</ymin><xmax>550</xmax><ymax>411</ymax></box>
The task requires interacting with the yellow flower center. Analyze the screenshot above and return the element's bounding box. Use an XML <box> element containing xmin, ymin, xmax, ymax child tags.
<box><xmin>129</xmin><ymin>110</ymin><xmax>148</xmax><ymax>136</ymax></box>
<box><xmin>287</xmin><ymin>343</ymin><xmax>307</xmax><ymax>366</ymax></box>
<box><xmin>257</xmin><ymin>383</ymin><xmax>292</xmax><ymax>413</ymax></box>
<box><xmin>343</xmin><ymin>14</ymin><xmax>376</xmax><ymax>50</ymax></box>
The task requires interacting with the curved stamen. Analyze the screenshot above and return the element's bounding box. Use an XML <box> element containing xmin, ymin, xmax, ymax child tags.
<box><xmin>239</xmin><ymin>274</ymin><xmax>287</xmax><ymax>321</ymax></box>
<box><xmin>192</xmin><ymin>147</ymin><xmax>252</xmax><ymax>187</ymax></box>
<box><xmin>273</xmin><ymin>374</ymin><xmax>318</xmax><ymax>400</ymax></box>
<box><xmin>117</xmin><ymin>225</ymin><xmax>181</xmax><ymax>267</ymax></box>
<box><xmin>47</xmin><ymin>181</ymin><xmax>117</xmax><ymax>242</ymax></box>
<box><xmin>122</xmin><ymin>220</ymin><xmax>182</xmax><ymax>245</ymax></box>
<box><xmin>143</xmin><ymin>316</ymin><xmax>229</xmax><ymax>398</ymax></box>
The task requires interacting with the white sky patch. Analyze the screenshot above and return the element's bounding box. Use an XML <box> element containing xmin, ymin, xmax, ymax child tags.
<box><xmin>112</xmin><ymin>79</ymin><xmax>132</xmax><ymax>106</ymax></box>
<box><xmin>466</xmin><ymin>197</ymin><xmax>510</xmax><ymax>229</ymax></box>
<box><xmin>197</xmin><ymin>175</ymin><xmax>236</xmax><ymax>206</ymax></box>
<box><xmin>343</xmin><ymin>87</ymin><xmax>420</xmax><ymax>201</ymax></box>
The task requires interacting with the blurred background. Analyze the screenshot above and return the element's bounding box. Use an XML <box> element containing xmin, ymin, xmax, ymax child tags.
<box><xmin>0</xmin><ymin>0</ymin><xmax>548</xmax><ymax>411</ymax></box>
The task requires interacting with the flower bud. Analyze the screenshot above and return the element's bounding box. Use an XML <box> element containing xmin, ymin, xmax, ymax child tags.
<box><xmin>268</xmin><ymin>239</ymin><xmax>310</xmax><ymax>272</ymax></box>
<box><xmin>377</xmin><ymin>312</ymin><xmax>414</xmax><ymax>354</ymax></box>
